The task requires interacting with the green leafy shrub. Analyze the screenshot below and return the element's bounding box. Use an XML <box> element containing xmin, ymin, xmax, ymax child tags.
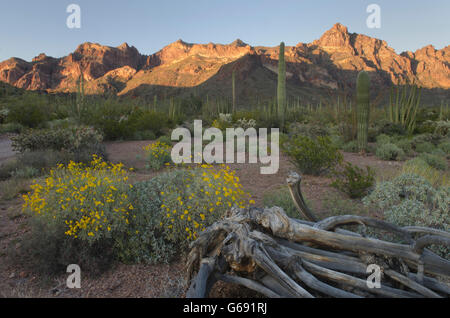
<box><xmin>418</xmin><ymin>153</ymin><xmax>447</xmax><ymax>171</ymax></box>
<box><xmin>375</xmin><ymin>143</ymin><xmax>405</xmax><ymax>161</ymax></box>
<box><xmin>116</xmin><ymin>180</ymin><xmax>176</xmax><ymax>264</ymax></box>
<box><xmin>329</xmin><ymin>134</ymin><xmax>345</xmax><ymax>149</ymax></box>
<box><xmin>378</xmin><ymin>122</ymin><xmax>406</xmax><ymax>136</ymax></box>
<box><xmin>331</xmin><ymin>162</ymin><xmax>375</xmax><ymax>198</ymax></box>
<box><xmin>143</xmin><ymin>141</ymin><xmax>172</xmax><ymax>170</ymax></box>
<box><xmin>0</xmin><ymin>160</ymin><xmax>20</xmax><ymax>181</ymax></box>
<box><xmin>412</xmin><ymin>133</ymin><xmax>440</xmax><ymax>147</ymax></box>
<box><xmin>133</xmin><ymin>130</ymin><xmax>156</xmax><ymax>141</ymax></box>
<box><xmin>157</xmin><ymin>135</ymin><xmax>173</xmax><ymax>145</ymax></box>
<box><xmin>0</xmin><ymin>122</ymin><xmax>24</xmax><ymax>134</ymax></box>
<box><xmin>322</xmin><ymin>192</ymin><xmax>369</xmax><ymax>218</ymax></box>
<box><xmin>288</xmin><ymin>123</ymin><xmax>330</xmax><ymax>138</ymax></box>
<box><xmin>415</xmin><ymin>142</ymin><xmax>435</xmax><ymax>154</ymax></box>
<box><xmin>342</xmin><ymin>140</ymin><xmax>359</xmax><ymax>153</ymax></box>
<box><xmin>376</xmin><ymin>134</ymin><xmax>391</xmax><ymax>145</ymax></box>
<box><xmin>434</xmin><ymin>120</ymin><xmax>450</xmax><ymax>138</ymax></box>
<box><xmin>437</xmin><ymin>141</ymin><xmax>450</xmax><ymax>154</ymax></box>
<box><xmin>6</xmin><ymin>94</ymin><xmax>48</xmax><ymax>128</ymax></box>
<box><xmin>281</xmin><ymin>135</ymin><xmax>343</xmax><ymax>175</ymax></box>
<box><xmin>394</xmin><ymin>138</ymin><xmax>413</xmax><ymax>156</ymax></box>
<box><xmin>263</xmin><ymin>187</ymin><xmax>300</xmax><ymax>218</ymax></box>
<box><xmin>363</xmin><ymin>174</ymin><xmax>449</xmax><ymax>258</ymax></box>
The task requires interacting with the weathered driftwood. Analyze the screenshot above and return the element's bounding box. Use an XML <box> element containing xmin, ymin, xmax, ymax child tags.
<box><xmin>186</xmin><ymin>172</ymin><xmax>450</xmax><ymax>298</ymax></box>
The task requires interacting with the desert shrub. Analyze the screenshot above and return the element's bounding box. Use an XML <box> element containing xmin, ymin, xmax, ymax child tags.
<box><xmin>212</xmin><ymin>113</ymin><xmax>233</xmax><ymax>131</ymax></box>
<box><xmin>281</xmin><ymin>135</ymin><xmax>343</xmax><ymax>175</ymax></box>
<box><xmin>6</xmin><ymin>94</ymin><xmax>48</xmax><ymax>128</ymax></box>
<box><xmin>375</xmin><ymin>143</ymin><xmax>405</xmax><ymax>161</ymax></box>
<box><xmin>431</xmin><ymin>148</ymin><xmax>446</xmax><ymax>157</ymax></box>
<box><xmin>157</xmin><ymin>135</ymin><xmax>173</xmax><ymax>145</ymax></box>
<box><xmin>133</xmin><ymin>130</ymin><xmax>156</xmax><ymax>141</ymax></box>
<box><xmin>129</xmin><ymin>110</ymin><xmax>168</xmax><ymax>136</ymax></box>
<box><xmin>394</xmin><ymin>138</ymin><xmax>413</xmax><ymax>156</ymax></box>
<box><xmin>415</xmin><ymin>142</ymin><xmax>435</xmax><ymax>154</ymax></box>
<box><xmin>0</xmin><ymin>160</ymin><xmax>21</xmax><ymax>180</ymax></box>
<box><xmin>11</xmin><ymin>126</ymin><xmax>104</xmax><ymax>154</ymax></box>
<box><xmin>363</xmin><ymin>174</ymin><xmax>449</xmax><ymax>258</ymax></box>
<box><xmin>235</xmin><ymin>118</ymin><xmax>257</xmax><ymax>130</ymax></box>
<box><xmin>329</xmin><ymin>134</ymin><xmax>345</xmax><ymax>149</ymax></box>
<box><xmin>342</xmin><ymin>140</ymin><xmax>359</xmax><ymax>153</ymax></box>
<box><xmin>416</xmin><ymin>120</ymin><xmax>438</xmax><ymax>135</ymax></box>
<box><xmin>367</xmin><ymin>126</ymin><xmax>378</xmax><ymax>142</ymax></box>
<box><xmin>418</xmin><ymin>153</ymin><xmax>447</xmax><ymax>171</ymax></box>
<box><xmin>412</xmin><ymin>133</ymin><xmax>441</xmax><ymax>146</ymax></box>
<box><xmin>145</xmin><ymin>165</ymin><xmax>253</xmax><ymax>249</ymax></box>
<box><xmin>378</xmin><ymin>121</ymin><xmax>406</xmax><ymax>136</ymax></box>
<box><xmin>375</xmin><ymin>134</ymin><xmax>391</xmax><ymax>145</ymax></box>
<box><xmin>10</xmin><ymin>166</ymin><xmax>40</xmax><ymax>179</ymax></box>
<box><xmin>21</xmin><ymin>156</ymin><xmax>135</xmax><ymax>273</ymax></box>
<box><xmin>263</xmin><ymin>187</ymin><xmax>300</xmax><ymax>218</ymax></box>
<box><xmin>0</xmin><ymin>122</ymin><xmax>24</xmax><ymax>134</ymax></box>
<box><xmin>44</xmin><ymin>118</ymin><xmax>78</xmax><ymax>130</ymax></box>
<box><xmin>402</xmin><ymin>158</ymin><xmax>449</xmax><ymax>187</ymax></box>
<box><xmin>434</xmin><ymin>120</ymin><xmax>450</xmax><ymax>137</ymax></box>
<box><xmin>116</xmin><ymin>180</ymin><xmax>177</xmax><ymax>264</ymax></box>
<box><xmin>0</xmin><ymin>178</ymin><xmax>30</xmax><ymax>201</ymax></box>
<box><xmin>17</xmin><ymin>217</ymin><xmax>116</xmax><ymax>275</ymax></box>
<box><xmin>438</xmin><ymin>141</ymin><xmax>450</xmax><ymax>155</ymax></box>
<box><xmin>331</xmin><ymin>162</ymin><xmax>375</xmax><ymax>198</ymax></box>
<box><xmin>288</xmin><ymin>123</ymin><xmax>330</xmax><ymax>138</ymax></box>
<box><xmin>17</xmin><ymin>150</ymin><xmax>70</xmax><ymax>171</ymax></box>
<box><xmin>322</xmin><ymin>192</ymin><xmax>369</xmax><ymax>218</ymax></box>
<box><xmin>143</xmin><ymin>141</ymin><xmax>172</xmax><ymax>170</ymax></box>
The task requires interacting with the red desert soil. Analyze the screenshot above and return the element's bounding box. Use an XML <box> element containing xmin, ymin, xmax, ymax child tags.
<box><xmin>0</xmin><ymin>139</ymin><xmax>404</xmax><ymax>298</ymax></box>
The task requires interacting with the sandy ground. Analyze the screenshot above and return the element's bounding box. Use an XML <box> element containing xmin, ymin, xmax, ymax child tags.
<box><xmin>0</xmin><ymin>138</ymin><xmax>405</xmax><ymax>298</ymax></box>
<box><xmin>0</xmin><ymin>136</ymin><xmax>14</xmax><ymax>165</ymax></box>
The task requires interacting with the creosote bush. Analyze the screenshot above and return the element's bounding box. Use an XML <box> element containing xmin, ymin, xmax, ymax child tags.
<box><xmin>281</xmin><ymin>135</ymin><xmax>342</xmax><ymax>176</ymax></box>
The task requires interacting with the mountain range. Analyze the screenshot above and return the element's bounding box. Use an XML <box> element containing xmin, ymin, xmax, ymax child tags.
<box><xmin>1</xmin><ymin>23</ymin><xmax>449</xmax><ymax>104</ymax></box>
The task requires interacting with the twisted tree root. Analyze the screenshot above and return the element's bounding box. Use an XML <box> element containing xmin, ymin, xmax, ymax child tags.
<box><xmin>186</xmin><ymin>172</ymin><xmax>450</xmax><ymax>298</ymax></box>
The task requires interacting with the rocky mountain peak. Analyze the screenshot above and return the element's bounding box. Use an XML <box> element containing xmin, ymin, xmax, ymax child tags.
<box><xmin>314</xmin><ymin>23</ymin><xmax>351</xmax><ymax>47</ymax></box>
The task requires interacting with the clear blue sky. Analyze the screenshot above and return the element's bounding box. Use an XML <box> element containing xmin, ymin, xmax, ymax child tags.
<box><xmin>0</xmin><ymin>0</ymin><xmax>448</xmax><ymax>61</ymax></box>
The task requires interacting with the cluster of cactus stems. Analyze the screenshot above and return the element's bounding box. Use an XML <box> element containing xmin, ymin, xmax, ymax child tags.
<box><xmin>388</xmin><ymin>84</ymin><xmax>422</xmax><ymax>134</ymax></box>
<box><xmin>277</xmin><ymin>42</ymin><xmax>286</xmax><ymax>129</ymax></box>
<box><xmin>356</xmin><ymin>71</ymin><xmax>370</xmax><ymax>152</ymax></box>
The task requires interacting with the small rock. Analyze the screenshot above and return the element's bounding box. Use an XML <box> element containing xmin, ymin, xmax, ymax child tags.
<box><xmin>9</xmin><ymin>272</ymin><xmax>15</xmax><ymax>279</ymax></box>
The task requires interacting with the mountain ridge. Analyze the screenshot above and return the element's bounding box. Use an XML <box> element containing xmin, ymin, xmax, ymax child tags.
<box><xmin>0</xmin><ymin>23</ymin><xmax>449</xmax><ymax>102</ymax></box>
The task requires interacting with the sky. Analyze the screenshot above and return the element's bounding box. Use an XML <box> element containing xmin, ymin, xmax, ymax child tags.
<box><xmin>0</xmin><ymin>0</ymin><xmax>449</xmax><ymax>62</ymax></box>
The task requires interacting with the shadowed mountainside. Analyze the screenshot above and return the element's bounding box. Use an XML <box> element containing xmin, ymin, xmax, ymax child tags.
<box><xmin>0</xmin><ymin>23</ymin><xmax>449</xmax><ymax>104</ymax></box>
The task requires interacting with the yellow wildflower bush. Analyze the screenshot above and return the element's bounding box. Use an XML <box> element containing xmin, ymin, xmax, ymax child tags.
<box><xmin>143</xmin><ymin>141</ymin><xmax>172</xmax><ymax>170</ymax></box>
<box><xmin>156</xmin><ymin>164</ymin><xmax>254</xmax><ymax>244</ymax></box>
<box><xmin>22</xmin><ymin>155</ymin><xmax>134</xmax><ymax>243</ymax></box>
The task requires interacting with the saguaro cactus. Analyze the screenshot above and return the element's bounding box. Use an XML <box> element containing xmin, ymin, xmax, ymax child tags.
<box><xmin>277</xmin><ymin>42</ymin><xmax>286</xmax><ymax>129</ymax></box>
<box><xmin>232</xmin><ymin>70</ymin><xmax>236</xmax><ymax>114</ymax></box>
<box><xmin>356</xmin><ymin>71</ymin><xmax>370</xmax><ymax>152</ymax></box>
